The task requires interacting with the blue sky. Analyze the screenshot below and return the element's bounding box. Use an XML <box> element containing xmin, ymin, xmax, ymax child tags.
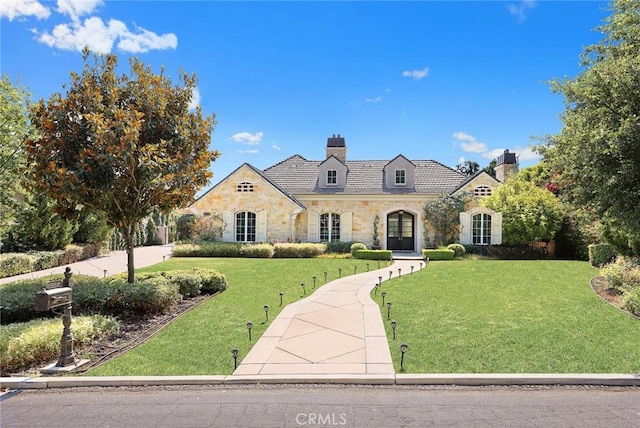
<box><xmin>2</xmin><ymin>0</ymin><xmax>610</xmax><ymax>189</ymax></box>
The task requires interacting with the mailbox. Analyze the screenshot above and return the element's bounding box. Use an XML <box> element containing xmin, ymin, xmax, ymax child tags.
<box><xmin>35</xmin><ymin>287</ymin><xmax>73</xmax><ymax>312</ymax></box>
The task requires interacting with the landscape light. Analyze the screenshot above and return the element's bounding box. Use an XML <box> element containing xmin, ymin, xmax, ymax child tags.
<box><xmin>232</xmin><ymin>347</ymin><xmax>239</xmax><ymax>369</ymax></box>
<box><xmin>247</xmin><ymin>322</ymin><xmax>253</xmax><ymax>341</ymax></box>
<box><xmin>389</xmin><ymin>271</ymin><xmax>393</xmax><ymax>281</ymax></box>
<box><xmin>324</xmin><ymin>271</ymin><xmax>328</xmax><ymax>282</ymax></box>
<box><xmin>387</xmin><ymin>301</ymin><xmax>392</xmax><ymax>320</ymax></box>
<box><xmin>381</xmin><ymin>291</ymin><xmax>387</xmax><ymax>306</ymax></box>
<box><xmin>338</xmin><ymin>268</ymin><xmax>342</xmax><ymax>278</ymax></box>
<box><xmin>354</xmin><ymin>265</ymin><xmax>357</xmax><ymax>275</ymax></box>
<box><xmin>398</xmin><ymin>268</ymin><xmax>402</xmax><ymax>277</ymax></box>
<box><xmin>264</xmin><ymin>304</ymin><xmax>270</xmax><ymax>322</ymax></box>
<box><xmin>312</xmin><ymin>276</ymin><xmax>317</xmax><ymax>288</ymax></box>
<box><xmin>391</xmin><ymin>320</ymin><xmax>397</xmax><ymax>340</ymax></box>
<box><xmin>411</xmin><ymin>266</ymin><xmax>414</xmax><ymax>274</ymax></box>
<box><xmin>400</xmin><ymin>343</ymin><xmax>408</xmax><ymax>370</ymax></box>
<box><xmin>279</xmin><ymin>292</ymin><xmax>284</xmax><ymax>306</ymax></box>
<box><xmin>301</xmin><ymin>282</ymin><xmax>306</xmax><ymax>296</ymax></box>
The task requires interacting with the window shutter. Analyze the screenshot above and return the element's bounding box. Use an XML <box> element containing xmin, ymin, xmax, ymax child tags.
<box><xmin>223</xmin><ymin>211</ymin><xmax>234</xmax><ymax>242</ymax></box>
<box><xmin>459</xmin><ymin>212</ymin><xmax>471</xmax><ymax>244</ymax></box>
<box><xmin>341</xmin><ymin>212</ymin><xmax>352</xmax><ymax>242</ymax></box>
<box><xmin>491</xmin><ymin>212</ymin><xmax>502</xmax><ymax>245</ymax></box>
<box><xmin>308</xmin><ymin>212</ymin><xmax>319</xmax><ymax>242</ymax></box>
<box><xmin>256</xmin><ymin>211</ymin><xmax>267</xmax><ymax>242</ymax></box>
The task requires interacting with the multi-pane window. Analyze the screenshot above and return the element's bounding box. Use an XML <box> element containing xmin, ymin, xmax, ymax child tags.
<box><xmin>395</xmin><ymin>169</ymin><xmax>406</xmax><ymax>185</ymax></box>
<box><xmin>472</xmin><ymin>213</ymin><xmax>491</xmax><ymax>245</ymax></box>
<box><xmin>327</xmin><ymin>170</ymin><xmax>337</xmax><ymax>185</ymax></box>
<box><xmin>237</xmin><ymin>182</ymin><xmax>254</xmax><ymax>192</ymax></box>
<box><xmin>320</xmin><ymin>213</ymin><xmax>340</xmax><ymax>242</ymax></box>
<box><xmin>236</xmin><ymin>212</ymin><xmax>256</xmax><ymax>242</ymax></box>
<box><xmin>474</xmin><ymin>185</ymin><xmax>492</xmax><ymax>198</ymax></box>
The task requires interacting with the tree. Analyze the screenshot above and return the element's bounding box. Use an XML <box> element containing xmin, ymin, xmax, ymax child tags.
<box><xmin>0</xmin><ymin>76</ymin><xmax>32</xmax><ymax>239</ymax></box>
<box><xmin>26</xmin><ymin>49</ymin><xmax>219</xmax><ymax>282</ymax></box>
<box><xmin>455</xmin><ymin>160</ymin><xmax>480</xmax><ymax>176</ymax></box>
<box><xmin>480</xmin><ymin>173</ymin><xmax>564</xmax><ymax>245</ymax></box>
<box><xmin>538</xmin><ymin>0</ymin><xmax>640</xmax><ymax>256</ymax></box>
<box><xmin>483</xmin><ymin>159</ymin><xmax>497</xmax><ymax>178</ymax></box>
<box><xmin>423</xmin><ymin>193</ymin><xmax>470</xmax><ymax>247</ymax></box>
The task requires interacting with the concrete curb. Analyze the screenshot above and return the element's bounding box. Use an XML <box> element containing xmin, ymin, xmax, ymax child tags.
<box><xmin>2</xmin><ymin>374</ymin><xmax>639</xmax><ymax>390</ymax></box>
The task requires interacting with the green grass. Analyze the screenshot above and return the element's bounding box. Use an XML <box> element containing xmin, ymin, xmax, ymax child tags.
<box><xmin>87</xmin><ymin>257</ymin><xmax>382</xmax><ymax>376</ymax></box>
<box><xmin>376</xmin><ymin>259</ymin><xmax>640</xmax><ymax>373</ymax></box>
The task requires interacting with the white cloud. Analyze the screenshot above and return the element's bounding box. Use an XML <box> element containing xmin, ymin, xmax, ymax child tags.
<box><xmin>238</xmin><ymin>149</ymin><xmax>259</xmax><ymax>154</ymax></box>
<box><xmin>508</xmin><ymin>0</ymin><xmax>537</xmax><ymax>22</ymax></box>
<box><xmin>188</xmin><ymin>87</ymin><xmax>200</xmax><ymax>110</ymax></box>
<box><xmin>482</xmin><ymin>148</ymin><xmax>506</xmax><ymax>160</ymax></box>
<box><xmin>1</xmin><ymin>0</ymin><xmax>50</xmax><ymax>21</ymax></box>
<box><xmin>457</xmin><ymin>157</ymin><xmax>467</xmax><ymax>164</ymax></box>
<box><xmin>37</xmin><ymin>16</ymin><xmax>177</xmax><ymax>53</ymax></box>
<box><xmin>56</xmin><ymin>0</ymin><xmax>103</xmax><ymax>21</ymax></box>
<box><xmin>272</xmin><ymin>144</ymin><xmax>281</xmax><ymax>151</ymax></box>
<box><xmin>512</xmin><ymin>146</ymin><xmax>541</xmax><ymax>161</ymax></box>
<box><xmin>453</xmin><ymin>131</ymin><xmax>488</xmax><ymax>153</ymax></box>
<box><xmin>402</xmin><ymin>67</ymin><xmax>429</xmax><ymax>81</ymax></box>
<box><xmin>365</xmin><ymin>96</ymin><xmax>382</xmax><ymax>103</ymax></box>
<box><xmin>232</xmin><ymin>132</ymin><xmax>263</xmax><ymax>145</ymax></box>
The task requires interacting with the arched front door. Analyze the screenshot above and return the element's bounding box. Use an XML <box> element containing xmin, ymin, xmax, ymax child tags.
<box><xmin>387</xmin><ymin>211</ymin><xmax>414</xmax><ymax>251</ymax></box>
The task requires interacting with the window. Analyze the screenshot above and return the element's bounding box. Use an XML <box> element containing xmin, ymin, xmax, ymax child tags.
<box><xmin>472</xmin><ymin>213</ymin><xmax>491</xmax><ymax>245</ymax></box>
<box><xmin>474</xmin><ymin>185</ymin><xmax>492</xmax><ymax>198</ymax></box>
<box><xmin>236</xmin><ymin>212</ymin><xmax>256</xmax><ymax>241</ymax></box>
<box><xmin>395</xmin><ymin>169</ymin><xmax>406</xmax><ymax>185</ymax></box>
<box><xmin>320</xmin><ymin>213</ymin><xmax>340</xmax><ymax>242</ymax></box>
<box><xmin>237</xmin><ymin>182</ymin><xmax>254</xmax><ymax>192</ymax></box>
<box><xmin>327</xmin><ymin>170</ymin><xmax>337</xmax><ymax>185</ymax></box>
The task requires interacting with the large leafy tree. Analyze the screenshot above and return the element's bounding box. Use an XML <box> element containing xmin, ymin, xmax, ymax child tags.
<box><xmin>27</xmin><ymin>49</ymin><xmax>219</xmax><ymax>282</ymax></box>
<box><xmin>480</xmin><ymin>173</ymin><xmax>564</xmax><ymax>245</ymax></box>
<box><xmin>0</xmin><ymin>76</ymin><xmax>32</xmax><ymax>238</ymax></box>
<box><xmin>538</xmin><ymin>0</ymin><xmax>640</xmax><ymax>256</ymax></box>
<box><xmin>455</xmin><ymin>160</ymin><xmax>480</xmax><ymax>176</ymax></box>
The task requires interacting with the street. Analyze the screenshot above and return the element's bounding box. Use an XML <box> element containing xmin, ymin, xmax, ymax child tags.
<box><xmin>1</xmin><ymin>385</ymin><xmax>639</xmax><ymax>427</ymax></box>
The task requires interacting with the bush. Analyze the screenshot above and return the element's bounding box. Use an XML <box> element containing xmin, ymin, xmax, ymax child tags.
<box><xmin>31</xmin><ymin>251</ymin><xmax>63</xmax><ymax>271</ymax></box>
<box><xmin>0</xmin><ymin>277</ymin><xmax>47</xmax><ymax>324</ymax></box>
<box><xmin>326</xmin><ymin>241</ymin><xmax>357</xmax><ymax>253</ymax></box>
<box><xmin>241</xmin><ymin>243</ymin><xmax>275</xmax><ymax>258</ymax></box>
<box><xmin>167</xmin><ymin>271</ymin><xmax>203</xmax><ymax>297</ymax></box>
<box><xmin>102</xmin><ymin>277</ymin><xmax>180</xmax><ymax>318</ymax></box>
<box><xmin>422</xmin><ymin>249</ymin><xmax>455</xmax><ymax>260</ymax></box>
<box><xmin>0</xmin><ymin>253</ymin><xmax>34</xmax><ymax>278</ymax></box>
<box><xmin>462</xmin><ymin>244</ymin><xmax>487</xmax><ymax>256</ymax></box>
<box><xmin>173</xmin><ymin>242</ymin><xmax>243</xmax><ymax>257</ymax></box>
<box><xmin>353</xmin><ymin>250</ymin><xmax>392</xmax><ymax>260</ymax></box>
<box><xmin>350</xmin><ymin>242</ymin><xmax>367</xmax><ymax>257</ymax></box>
<box><xmin>58</xmin><ymin>245</ymin><xmax>84</xmax><ymax>265</ymax></box>
<box><xmin>487</xmin><ymin>245</ymin><xmax>549</xmax><ymax>260</ymax></box>
<box><xmin>189</xmin><ymin>269</ymin><xmax>228</xmax><ymax>294</ymax></box>
<box><xmin>622</xmin><ymin>288</ymin><xmax>640</xmax><ymax>317</ymax></box>
<box><xmin>0</xmin><ymin>315</ymin><xmax>120</xmax><ymax>373</ymax></box>
<box><xmin>588</xmin><ymin>244</ymin><xmax>617</xmax><ymax>267</ymax></box>
<box><xmin>447</xmin><ymin>243</ymin><xmax>466</xmax><ymax>258</ymax></box>
<box><xmin>600</xmin><ymin>262</ymin><xmax>624</xmax><ymax>293</ymax></box>
<box><xmin>273</xmin><ymin>243</ymin><xmax>326</xmax><ymax>258</ymax></box>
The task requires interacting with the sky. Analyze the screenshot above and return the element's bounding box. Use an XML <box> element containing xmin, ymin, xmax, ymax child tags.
<box><xmin>1</xmin><ymin>0</ymin><xmax>611</xmax><ymax>191</ymax></box>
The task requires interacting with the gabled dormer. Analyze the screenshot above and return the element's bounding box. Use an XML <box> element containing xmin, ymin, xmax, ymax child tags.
<box><xmin>383</xmin><ymin>154</ymin><xmax>415</xmax><ymax>189</ymax></box>
<box><xmin>318</xmin><ymin>155</ymin><xmax>348</xmax><ymax>189</ymax></box>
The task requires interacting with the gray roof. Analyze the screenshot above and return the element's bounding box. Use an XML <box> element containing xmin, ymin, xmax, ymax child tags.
<box><xmin>263</xmin><ymin>155</ymin><xmax>466</xmax><ymax>195</ymax></box>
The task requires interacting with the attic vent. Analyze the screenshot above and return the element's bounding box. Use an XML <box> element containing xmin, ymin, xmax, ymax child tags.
<box><xmin>289</xmin><ymin>165</ymin><xmax>298</xmax><ymax>168</ymax></box>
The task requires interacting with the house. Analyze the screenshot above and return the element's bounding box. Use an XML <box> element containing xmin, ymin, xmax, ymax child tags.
<box><xmin>187</xmin><ymin>135</ymin><xmax>519</xmax><ymax>251</ymax></box>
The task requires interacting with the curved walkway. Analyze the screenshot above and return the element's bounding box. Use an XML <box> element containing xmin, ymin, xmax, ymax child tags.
<box><xmin>231</xmin><ymin>259</ymin><xmax>424</xmax><ymax>381</ymax></box>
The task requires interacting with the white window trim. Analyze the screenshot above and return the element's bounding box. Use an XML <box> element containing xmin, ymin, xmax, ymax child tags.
<box><xmin>326</xmin><ymin>169</ymin><xmax>338</xmax><ymax>186</ymax></box>
<box><xmin>395</xmin><ymin>169</ymin><xmax>406</xmax><ymax>186</ymax></box>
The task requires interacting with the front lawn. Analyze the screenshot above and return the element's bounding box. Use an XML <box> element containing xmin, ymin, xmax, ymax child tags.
<box><xmin>87</xmin><ymin>257</ymin><xmax>380</xmax><ymax>375</ymax></box>
<box><xmin>377</xmin><ymin>260</ymin><xmax>640</xmax><ymax>373</ymax></box>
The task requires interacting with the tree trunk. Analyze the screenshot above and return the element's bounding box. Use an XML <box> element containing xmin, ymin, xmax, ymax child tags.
<box><xmin>123</xmin><ymin>225</ymin><xmax>135</xmax><ymax>283</ymax></box>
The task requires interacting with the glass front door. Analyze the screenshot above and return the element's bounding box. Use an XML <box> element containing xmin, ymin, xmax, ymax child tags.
<box><xmin>387</xmin><ymin>211</ymin><xmax>414</xmax><ymax>251</ymax></box>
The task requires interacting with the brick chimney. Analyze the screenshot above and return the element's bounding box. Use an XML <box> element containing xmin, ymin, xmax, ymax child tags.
<box><xmin>326</xmin><ymin>134</ymin><xmax>346</xmax><ymax>162</ymax></box>
<box><xmin>495</xmin><ymin>149</ymin><xmax>519</xmax><ymax>182</ymax></box>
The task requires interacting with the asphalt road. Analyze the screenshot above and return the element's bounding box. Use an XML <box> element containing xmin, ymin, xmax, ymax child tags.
<box><xmin>1</xmin><ymin>385</ymin><xmax>639</xmax><ymax>428</ymax></box>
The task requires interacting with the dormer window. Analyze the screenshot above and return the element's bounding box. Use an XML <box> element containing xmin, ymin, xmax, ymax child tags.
<box><xmin>327</xmin><ymin>170</ymin><xmax>337</xmax><ymax>185</ymax></box>
<box><xmin>395</xmin><ymin>169</ymin><xmax>406</xmax><ymax>185</ymax></box>
<box><xmin>237</xmin><ymin>182</ymin><xmax>254</xmax><ymax>192</ymax></box>
<box><xmin>474</xmin><ymin>185</ymin><xmax>492</xmax><ymax>198</ymax></box>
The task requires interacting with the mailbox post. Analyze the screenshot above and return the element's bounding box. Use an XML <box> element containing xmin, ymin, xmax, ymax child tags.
<box><xmin>35</xmin><ymin>271</ymin><xmax>76</xmax><ymax>367</ymax></box>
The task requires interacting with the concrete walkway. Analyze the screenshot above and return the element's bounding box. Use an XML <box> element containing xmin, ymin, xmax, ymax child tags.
<box><xmin>0</xmin><ymin>244</ymin><xmax>174</xmax><ymax>284</ymax></box>
<box><xmin>231</xmin><ymin>259</ymin><xmax>424</xmax><ymax>380</ymax></box>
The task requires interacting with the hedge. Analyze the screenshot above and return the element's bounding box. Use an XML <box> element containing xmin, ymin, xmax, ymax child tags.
<box><xmin>446</xmin><ymin>243</ymin><xmax>466</xmax><ymax>258</ymax></box>
<box><xmin>241</xmin><ymin>243</ymin><xmax>275</xmax><ymax>258</ymax></box>
<box><xmin>326</xmin><ymin>241</ymin><xmax>358</xmax><ymax>253</ymax></box>
<box><xmin>588</xmin><ymin>244</ymin><xmax>617</xmax><ymax>267</ymax></box>
<box><xmin>0</xmin><ymin>254</ymin><xmax>33</xmax><ymax>278</ymax></box>
<box><xmin>172</xmin><ymin>242</ymin><xmax>242</xmax><ymax>257</ymax></box>
<box><xmin>1</xmin><ymin>315</ymin><xmax>120</xmax><ymax>373</ymax></box>
<box><xmin>350</xmin><ymin>243</ymin><xmax>367</xmax><ymax>257</ymax></box>
<box><xmin>354</xmin><ymin>250</ymin><xmax>392</xmax><ymax>261</ymax></box>
<box><xmin>422</xmin><ymin>249</ymin><xmax>455</xmax><ymax>260</ymax></box>
<box><xmin>273</xmin><ymin>243</ymin><xmax>326</xmax><ymax>258</ymax></box>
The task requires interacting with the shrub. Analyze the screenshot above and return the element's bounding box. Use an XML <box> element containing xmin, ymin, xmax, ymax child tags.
<box><xmin>273</xmin><ymin>243</ymin><xmax>326</xmax><ymax>258</ymax></box>
<box><xmin>350</xmin><ymin>242</ymin><xmax>367</xmax><ymax>257</ymax></box>
<box><xmin>0</xmin><ymin>253</ymin><xmax>34</xmax><ymax>278</ymax></box>
<box><xmin>31</xmin><ymin>251</ymin><xmax>63</xmax><ymax>271</ymax></box>
<box><xmin>58</xmin><ymin>245</ymin><xmax>84</xmax><ymax>265</ymax></box>
<box><xmin>171</xmin><ymin>243</ymin><xmax>201</xmax><ymax>257</ymax></box>
<box><xmin>622</xmin><ymin>288</ymin><xmax>640</xmax><ymax>317</ymax></box>
<box><xmin>189</xmin><ymin>269</ymin><xmax>228</xmax><ymax>294</ymax></box>
<box><xmin>102</xmin><ymin>277</ymin><xmax>180</xmax><ymax>318</ymax></box>
<box><xmin>422</xmin><ymin>249</ymin><xmax>455</xmax><ymax>260</ymax></box>
<box><xmin>167</xmin><ymin>271</ymin><xmax>203</xmax><ymax>297</ymax></box>
<box><xmin>462</xmin><ymin>244</ymin><xmax>487</xmax><ymax>256</ymax></box>
<box><xmin>353</xmin><ymin>250</ymin><xmax>392</xmax><ymax>260</ymax></box>
<box><xmin>600</xmin><ymin>262</ymin><xmax>624</xmax><ymax>293</ymax></box>
<box><xmin>326</xmin><ymin>241</ymin><xmax>356</xmax><ymax>253</ymax></box>
<box><xmin>241</xmin><ymin>243</ymin><xmax>275</xmax><ymax>258</ymax></box>
<box><xmin>0</xmin><ymin>277</ymin><xmax>47</xmax><ymax>324</ymax></box>
<box><xmin>0</xmin><ymin>315</ymin><xmax>120</xmax><ymax>373</ymax></box>
<box><xmin>447</xmin><ymin>243</ymin><xmax>466</xmax><ymax>258</ymax></box>
<box><xmin>487</xmin><ymin>245</ymin><xmax>549</xmax><ymax>260</ymax></box>
<box><xmin>588</xmin><ymin>244</ymin><xmax>617</xmax><ymax>267</ymax></box>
